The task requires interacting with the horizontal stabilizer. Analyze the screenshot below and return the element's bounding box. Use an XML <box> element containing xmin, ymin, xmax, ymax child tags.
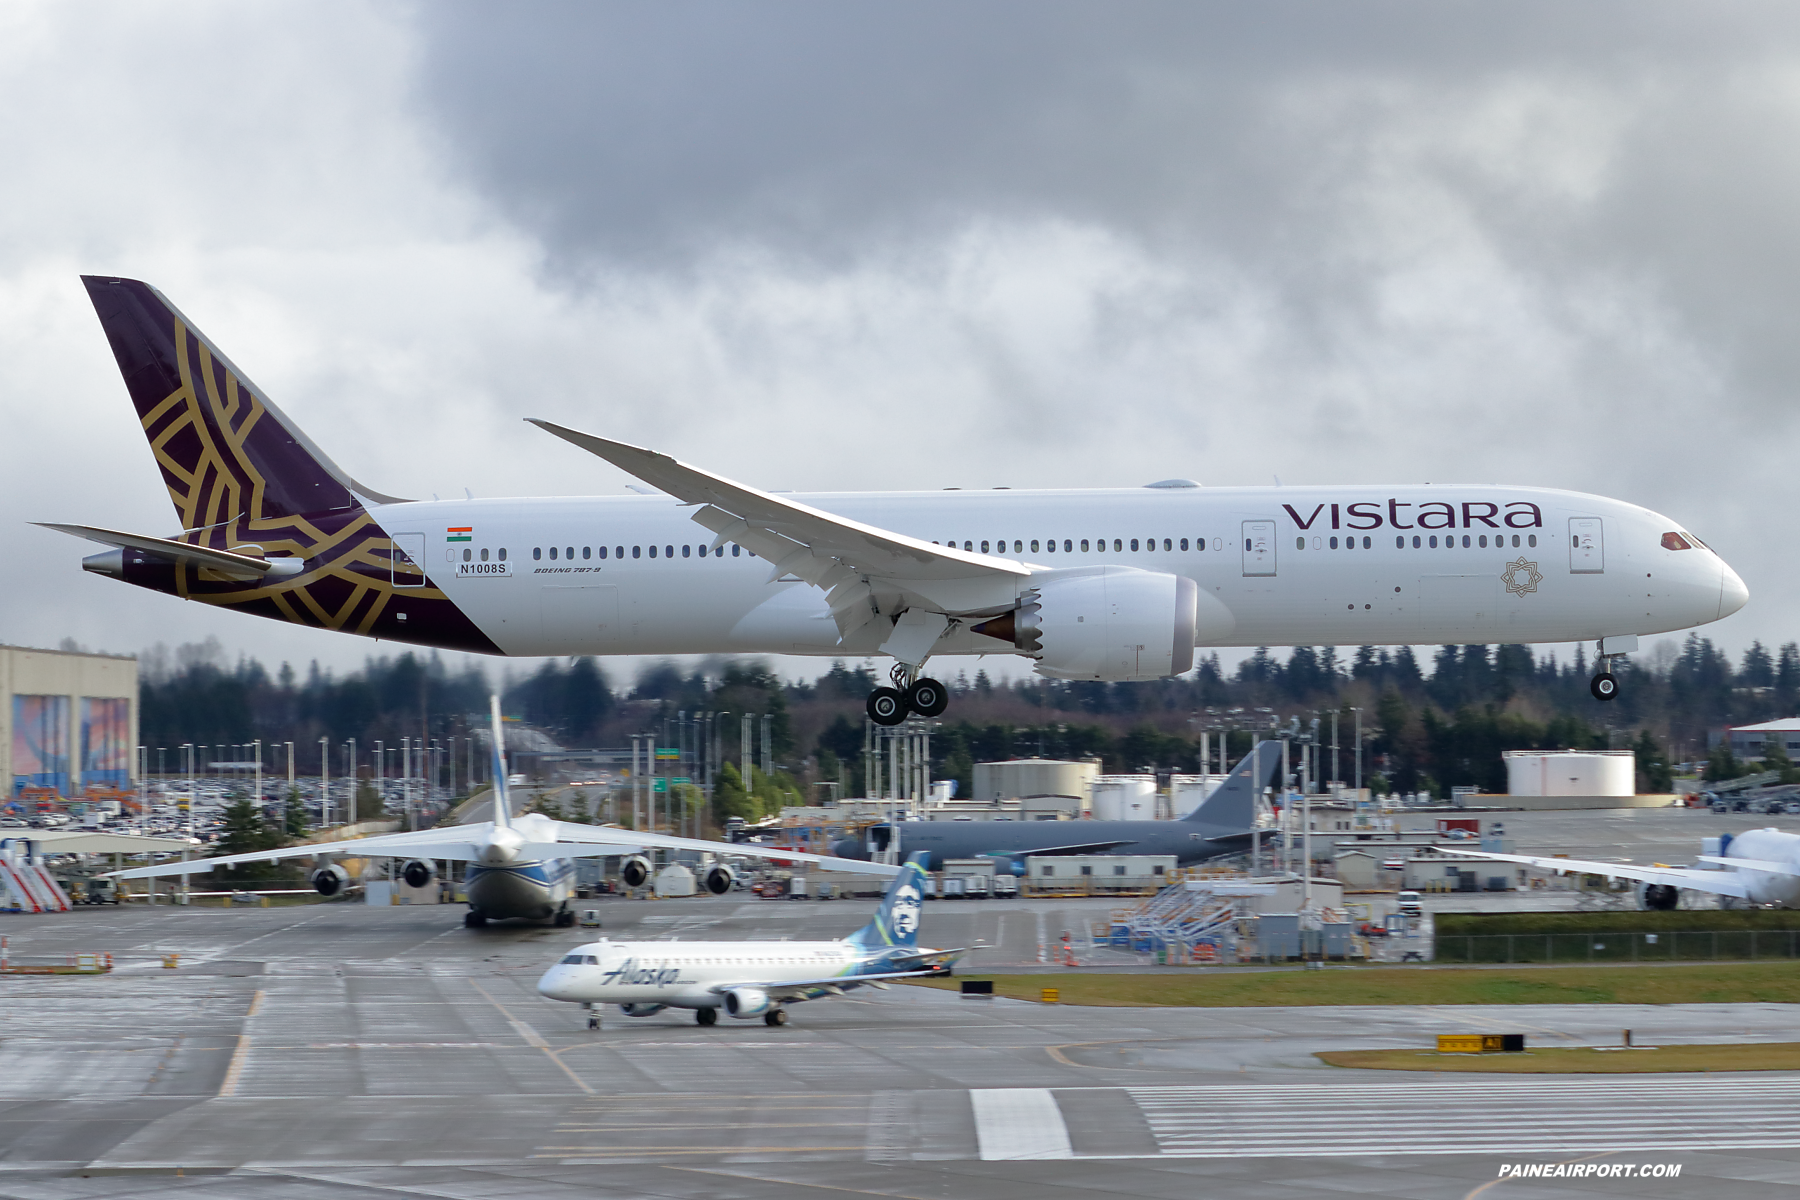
<box><xmin>35</xmin><ymin>523</ymin><xmax>300</xmax><ymax>578</ymax></box>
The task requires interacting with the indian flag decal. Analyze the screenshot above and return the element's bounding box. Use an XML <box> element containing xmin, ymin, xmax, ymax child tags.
<box><xmin>446</xmin><ymin>526</ymin><xmax>473</xmax><ymax>543</ymax></box>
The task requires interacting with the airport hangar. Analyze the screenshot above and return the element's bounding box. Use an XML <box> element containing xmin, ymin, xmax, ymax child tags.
<box><xmin>0</xmin><ymin>643</ymin><xmax>136</xmax><ymax>810</ymax></box>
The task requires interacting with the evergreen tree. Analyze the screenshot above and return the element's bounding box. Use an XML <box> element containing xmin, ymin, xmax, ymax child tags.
<box><xmin>1633</xmin><ymin>730</ymin><xmax>1674</xmax><ymax>793</ymax></box>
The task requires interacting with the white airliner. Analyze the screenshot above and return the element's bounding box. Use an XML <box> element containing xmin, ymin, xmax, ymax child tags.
<box><xmin>52</xmin><ymin>277</ymin><xmax>1748</xmax><ymax>721</ymax></box>
<box><xmin>1449</xmin><ymin>829</ymin><xmax>1800</xmax><ymax>910</ymax></box>
<box><xmin>536</xmin><ymin>852</ymin><xmax>956</xmax><ymax>1027</ymax></box>
<box><xmin>106</xmin><ymin>696</ymin><xmax>894</xmax><ymax>924</ymax></box>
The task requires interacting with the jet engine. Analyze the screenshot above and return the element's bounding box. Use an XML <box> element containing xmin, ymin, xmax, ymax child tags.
<box><xmin>972</xmin><ymin>566</ymin><xmax>1224</xmax><ymax>682</ymax></box>
<box><xmin>702</xmin><ymin>863</ymin><xmax>737</xmax><ymax>895</ymax></box>
<box><xmin>310</xmin><ymin>864</ymin><xmax>351</xmax><ymax>897</ymax></box>
<box><xmin>618</xmin><ymin>1003</ymin><xmax>667</xmax><ymax>1017</ymax></box>
<box><xmin>620</xmin><ymin>855</ymin><xmax>652</xmax><ymax>889</ymax></box>
<box><xmin>722</xmin><ymin>986</ymin><xmax>772</xmax><ymax>1018</ymax></box>
<box><xmin>400</xmin><ymin>860</ymin><xmax>435</xmax><ymax>889</ymax></box>
<box><xmin>1642</xmin><ymin>883</ymin><xmax>1680</xmax><ymax>910</ymax></box>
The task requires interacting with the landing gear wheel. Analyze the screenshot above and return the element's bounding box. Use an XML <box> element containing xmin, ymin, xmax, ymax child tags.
<box><xmin>696</xmin><ymin>1007</ymin><xmax>718</xmax><ymax>1026</ymax></box>
<box><xmin>1590</xmin><ymin>672</ymin><xmax>1619</xmax><ymax>702</ymax></box>
<box><xmin>554</xmin><ymin>909</ymin><xmax>575</xmax><ymax>927</ymax></box>
<box><xmin>905</xmin><ymin>677</ymin><xmax>948</xmax><ymax>718</ymax></box>
<box><xmin>463</xmin><ymin>910</ymin><xmax>487</xmax><ymax>928</ymax></box>
<box><xmin>587</xmin><ymin>1016</ymin><xmax>601</xmax><ymax>1030</ymax></box>
<box><xmin>867</xmin><ymin>687</ymin><xmax>907</xmax><ymax>726</ymax></box>
<box><xmin>764</xmin><ymin>1008</ymin><xmax>788</xmax><ymax>1026</ymax></box>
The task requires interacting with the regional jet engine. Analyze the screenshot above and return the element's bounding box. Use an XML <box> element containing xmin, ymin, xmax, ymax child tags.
<box><xmin>702</xmin><ymin>864</ymin><xmax>737</xmax><ymax>895</ymax></box>
<box><xmin>620</xmin><ymin>855</ymin><xmax>652</xmax><ymax>889</ymax></box>
<box><xmin>722</xmin><ymin>986</ymin><xmax>771</xmax><ymax>1018</ymax></box>
<box><xmin>972</xmin><ymin>566</ymin><xmax>1228</xmax><ymax>682</ymax></box>
<box><xmin>310</xmin><ymin>864</ymin><xmax>351</xmax><ymax>897</ymax></box>
<box><xmin>618</xmin><ymin>1003</ymin><xmax>667</xmax><ymax>1017</ymax></box>
<box><xmin>401</xmin><ymin>860</ymin><xmax>435</xmax><ymax>889</ymax></box>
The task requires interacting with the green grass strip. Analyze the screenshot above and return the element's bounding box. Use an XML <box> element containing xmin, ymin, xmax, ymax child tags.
<box><xmin>1320</xmin><ymin>1042</ymin><xmax>1800</xmax><ymax>1073</ymax></box>
<box><xmin>915</xmin><ymin>962</ymin><xmax>1800</xmax><ymax>1007</ymax></box>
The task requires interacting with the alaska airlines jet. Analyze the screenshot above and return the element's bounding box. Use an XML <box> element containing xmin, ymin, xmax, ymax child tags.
<box><xmin>835</xmin><ymin>739</ymin><xmax>1278</xmax><ymax>871</ymax></box>
<box><xmin>50</xmin><ymin>278</ymin><xmax>1748</xmax><ymax>722</ymax></box>
<box><xmin>1448</xmin><ymin>829</ymin><xmax>1800</xmax><ymax>910</ymax></box>
<box><xmin>537</xmin><ymin>852</ymin><xmax>956</xmax><ymax>1027</ymax></box>
<box><xmin>105</xmin><ymin>696</ymin><xmax>893</xmax><ymax>924</ymax></box>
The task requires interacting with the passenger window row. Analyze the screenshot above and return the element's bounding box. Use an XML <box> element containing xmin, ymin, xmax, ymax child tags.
<box><xmin>530</xmin><ymin>544</ymin><xmax>750</xmax><ymax>561</ymax></box>
<box><xmin>936</xmin><ymin>537</ymin><xmax>1227</xmax><ymax>555</ymax></box>
<box><xmin>1296</xmin><ymin>533</ymin><xmax>1538</xmax><ymax>550</ymax></box>
<box><xmin>456</xmin><ymin>548</ymin><xmax>509</xmax><ymax>562</ymax></box>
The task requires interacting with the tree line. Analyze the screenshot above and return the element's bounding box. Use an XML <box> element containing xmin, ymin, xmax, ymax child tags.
<box><xmin>137</xmin><ymin>631</ymin><xmax>1792</xmax><ymax>814</ymax></box>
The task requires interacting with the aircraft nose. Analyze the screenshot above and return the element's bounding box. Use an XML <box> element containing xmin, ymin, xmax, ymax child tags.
<box><xmin>537</xmin><ymin>965</ymin><xmax>578</xmax><ymax>1002</ymax></box>
<box><xmin>1720</xmin><ymin>560</ymin><xmax>1750</xmax><ymax>619</ymax></box>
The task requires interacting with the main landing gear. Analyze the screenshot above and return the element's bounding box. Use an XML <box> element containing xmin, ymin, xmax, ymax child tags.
<box><xmin>867</xmin><ymin>664</ymin><xmax>949</xmax><ymax>727</ymax></box>
<box><xmin>463</xmin><ymin>910</ymin><xmax>487</xmax><ymax>928</ymax></box>
<box><xmin>696</xmin><ymin>1007</ymin><xmax>718</xmax><ymax>1026</ymax></box>
<box><xmin>1590</xmin><ymin>672</ymin><xmax>1619</xmax><ymax>702</ymax></box>
<box><xmin>764</xmin><ymin>1008</ymin><xmax>788</xmax><ymax>1026</ymax></box>
<box><xmin>553</xmin><ymin>908</ymin><xmax>576</xmax><ymax>927</ymax></box>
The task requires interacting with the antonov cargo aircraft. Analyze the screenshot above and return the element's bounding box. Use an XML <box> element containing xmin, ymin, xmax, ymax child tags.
<box><xmin>835</xmin><ymin>739</ymin><xmax>1279</xmax><ymax>871</ymax></box>
<box><xmin>1447</xmin><ymin>829</ymin><xmax>1800</xmax><ymax>910</ymax></box>
<box><xmin>48</xmin><ymin>277</ymin><xmax>1748</xmax><ymax>721</ymax></box>
<box><xmin>536</xmin><ymin>852</ymin><xmax>956</xmax><ymax>1027</ymax></box>
<box><xmin>105</xmin><ymin>697</ymin><xmax>893</xmax><ymax>925</ymax></box>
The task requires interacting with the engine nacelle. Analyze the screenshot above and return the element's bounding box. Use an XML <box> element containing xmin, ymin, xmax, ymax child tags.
<box><xmin>400</xmin><ymin>860</ymin><xmax>435</xmax><ymax>889</ymax></box>
<box><xmin>722</xmin><ymin>986</ymin><xmax>771</xmax><ymax>1018</ymax></box>
<box><xmin>702</xmin><ymin>864</ymin><xmax>737</xmax><ymax>895</ymax></box>
<box><xmin>618</xmin><ymin>1003</ymin><xmax>667</xmax><ymax>1018</ymax></box>
<box><xmin>310</xmin><ymin>864</ymin><xmax>351</xmax><ymax>897</ymax></box>
<box><xmin>620</xmin><ymin>855</ymin><xmax>652</xmax><ymax>888</ymax></box>
<box><xmin>1642</xmin><ymin>883</ymin><xmax>1680</xmax><ymax>910</ymax></box>
<box><xmin>974</xmin><ymin>567</ymin><xmax>1224</xmax><ymax>682</ymax></box>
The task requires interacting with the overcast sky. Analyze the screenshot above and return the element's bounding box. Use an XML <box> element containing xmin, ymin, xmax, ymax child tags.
<box><xmin>4</xmin><ymin>1</ymin><xmax>1799</xmax><ymax>686</ymax></box>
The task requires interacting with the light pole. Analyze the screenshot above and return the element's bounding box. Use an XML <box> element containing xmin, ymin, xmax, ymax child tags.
<box><xmin>319</xmin><ymin>736</ymin><xmax>330</xmax><ymax>826</ymax></box>
<box><xmin>346</xmin><ymin>739</ymin><xmax>357</xmax><ymax>825</ymax></box>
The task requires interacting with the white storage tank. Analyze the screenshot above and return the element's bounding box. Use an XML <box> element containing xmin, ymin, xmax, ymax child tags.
<box><xmin>1503</xmin><ymin>750</ymin><xmax>1635</xmax><ymax>797</ymax></box>
<box><xmin>973</xmin><ymin>758</ymin><xmax>1100</xmax><ymax>806</ymax></box>
<box><xmin>1090</xmin><ymin>775</ymin><xmax>1157</xmax><ymax>821</ymax></box>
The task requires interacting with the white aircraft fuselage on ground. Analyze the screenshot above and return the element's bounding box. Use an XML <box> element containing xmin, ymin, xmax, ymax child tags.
<box><xmin>537</xmin><ymin>853</ymin><xmax>954</xmax><ymax>1027</ymax></box>
<box><xmin>57</xmin><ymin>277</ymin><xmax>1747</xmax><ymax>723</ymax></box>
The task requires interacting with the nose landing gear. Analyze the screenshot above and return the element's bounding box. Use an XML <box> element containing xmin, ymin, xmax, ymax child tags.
<box><xmin>1590</xmin><ymin>672</ymin><xmax>1619</xmax><ymax>702</ymax></box>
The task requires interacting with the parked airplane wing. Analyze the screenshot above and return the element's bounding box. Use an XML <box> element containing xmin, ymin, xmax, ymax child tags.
<box><xmin>106</xmin><ymin>829</ymin><xmax>487</xmax><ymax>879</ymax></box>
<box><xmin>544</xmin><ymin>822</ymin><xmax>900</xmax><ymax>874</ymax></box>
<box><xmin>1696</xmin><ymin>855</ymin><xmax>1800</xmax><ymax>875</ymax></box>
<box><xmin>1442</xmin><ymin>848</ymin><xmax>1753</xmax><ymax>899</ymax></box>
<box><xmin>710</xmin><ymin>965</ymin><xmax>954</xmax><ymax>1002</ymax></box>
<box><xmin>526</xmin><ymin>419</ymin><xmax>1028</xmax><ymax>638</ymax></box>
<box><xmin>979</xmin><ymin>838</ymin><xmax>1138</xmax><ymax>858</ymax></box>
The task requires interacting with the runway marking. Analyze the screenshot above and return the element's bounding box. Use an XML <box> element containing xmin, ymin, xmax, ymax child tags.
<box><xmin>969</xmin><ymin>1088</ymin><xmax>1073</xmax><ymax>1160</ymax></box>
<box><xmin>467</xmin><ymin>979</ymin><xmax>594</xmax><ymax>1095</ymax></box>
<box><xmin>1120</xmin><ymin>1079</ymin><xmax>1800</xmax><ymax>1157</ymax></box>
<box><xmin>217</xmin><ymin>988</ymin><xmax>265</xmax><ymax>1096</ymax></box>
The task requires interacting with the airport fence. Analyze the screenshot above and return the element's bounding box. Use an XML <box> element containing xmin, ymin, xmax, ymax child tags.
<box><xmin>1434</xmin><ymin>930</ymin><xmax>1800</xmax><ymax>964</ymax></box>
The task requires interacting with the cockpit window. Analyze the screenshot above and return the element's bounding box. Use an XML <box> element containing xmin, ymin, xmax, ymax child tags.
<box><xmin>560</xmin><ymin>954</ymin><xmax>584</xmax><ymax>964</ymax></box>
<box><xmin>1661</xmin><ymin>531</ymin><xmax>1693</xmax><ymax>551</ymax></box>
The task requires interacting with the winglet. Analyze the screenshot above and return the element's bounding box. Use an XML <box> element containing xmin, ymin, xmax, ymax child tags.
<box><xmin>489</xmin><ymin>694</ymin><xmax>511</xmax><ymax>829</ymax></box>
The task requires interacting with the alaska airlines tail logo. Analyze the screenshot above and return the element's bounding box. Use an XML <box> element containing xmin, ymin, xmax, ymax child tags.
<box><xmin>889</xmin><ymin>883</ymin><xmax>922</xmax><ymax>938</ymax></box>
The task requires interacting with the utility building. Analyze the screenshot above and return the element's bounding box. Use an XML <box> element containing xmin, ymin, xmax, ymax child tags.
<box><xmin>1</xmin><ymin>644</ymin><xmax>137</xmax><ymax>802</ymax></box>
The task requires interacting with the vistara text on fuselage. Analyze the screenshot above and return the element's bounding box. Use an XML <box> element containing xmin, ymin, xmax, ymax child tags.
<box><xmin>54</xmin><ymin>276</ymin><xmax>1747</xmax><ymax>724</ymax></box>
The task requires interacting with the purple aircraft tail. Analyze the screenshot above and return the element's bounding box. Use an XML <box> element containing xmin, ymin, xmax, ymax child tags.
<box><xmin>80</xmin><ymin>276</ymin><xmax>406</xmax><ymax>533</ymax></box>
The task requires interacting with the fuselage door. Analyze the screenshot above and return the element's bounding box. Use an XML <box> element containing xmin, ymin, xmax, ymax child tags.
<box><xmin>391</xmin><ymin>532</ymin><xmax>426</xmax><ymax>588</ymax></box>
<box><xmin>1241</xmin><ymin>520</ymin><xmax>1276</xmax><ymax>577</ymax></box>
<box><xmin>1569</xmin><ymin>518</ymin><xmax>1603</xmax><ymax>574</ymax></box>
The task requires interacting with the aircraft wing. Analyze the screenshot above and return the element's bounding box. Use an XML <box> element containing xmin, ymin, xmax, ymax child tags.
<box><xmin>1441</xmin><ymin>849</ymin><xmax>1754</xmax><ymax>899</ymax></box>
<box><xmin>540</xmin><ymin>823</ymin><xmax>901</xmax><ymax>875</ymax></box>
<box><xmin>105</xmin><ymin>828</ymin><xmax>489</xmax><ymax>880</ymax></box>
<box><xmin>709</xmin><ymin>965</ymin><xmax>957</xmax><ymax>1002</ymax></box>
<box><xmin>1697</xmin><ymin>855</ymin><xmax>1800</xmax><ymax>876</ymax></box>
<box><xmin>979</xmin><ymin>839</ymin><xmax>1137</xmax><ymax>858</ymax></box>
<box><xmin>527</xmin><ymin>419</ymin><xmax>1029</xmax><ymax>640</ymax></box>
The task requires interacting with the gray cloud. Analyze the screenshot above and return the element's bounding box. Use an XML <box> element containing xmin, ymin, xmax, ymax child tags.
<box><xmin>5</xmin><ymin>1</ymin><xmax>1800</xmax><ymax>678</ymax></box>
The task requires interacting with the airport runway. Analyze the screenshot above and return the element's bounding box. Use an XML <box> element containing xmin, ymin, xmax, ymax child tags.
<box><xmin>3</xmin><ymin>897</ymin><xmax>1799</xmax><ymax>1198</ymax></box>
